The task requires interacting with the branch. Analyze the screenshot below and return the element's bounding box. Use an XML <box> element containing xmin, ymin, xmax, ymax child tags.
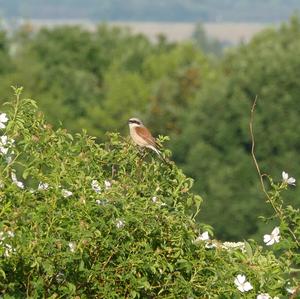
<box><xmin>249</xmin><ymin>96</ymin><xmax>300</xmax><ymax>247</ymax></box>
<box><xmin>249</xmin><ymin>96</ymin><xmax>272</xmax><ymax>202</ymax></box>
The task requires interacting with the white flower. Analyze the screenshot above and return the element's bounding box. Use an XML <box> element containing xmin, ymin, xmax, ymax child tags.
<box><xmin>11</xmin><ymin>171</ymin><xmax>24</xmax><ymax>189</ymax></box>
<box><xmin>1</xmin><ymin>135</ymin><xmax>8</xmax><ymax>145</ymax></box>
<box><xmin>0</xmin><ymin>136</ymin><xmax>12</xmax><ymax>155</ymax></box>
<box><xmin>0</xmin><ymin>146</ymin><xmax>8</xmax><ymax>155</ymax></box>
<box><xmin>0</xmin><ymin>135</ymin><xmax>14</xmax><ymax>146</ymax></box>
<box><xmin>7</xmin><ymin>231</ymin><xmax>14</xmax><ymax>238</ymax></box>
<box><xmin>116</xmin><ymin>219</ymin><xmax>125</xmax><ymax>229</ymax></box>
<box><xmin>263</xmin><ymin>227</ymin><xmax>280</xmax><ymax>246</ymax></box>
<box><xmin>205</xmin><ymin>242</ymin><xmax>217</xmax><ymax>249</ymax></box>
<box><xmin>91</xmin><ymin>180</ymin><xmax>101</xmax><ymax>193</ymax></box>
<box><xmin>16</xmin><ymin>181</ymin><xmax>24</xmax><ymax>189</ymax></box>
<box><xmin>282</xmin><ymin>171</ymin><xmax>296</xmax><ymax>186</ymax></box>
<box><xmin>5</xmin><ymin>155</ymin><xmax>12</xmax><ymax>163</ymax></box>
<box><xmin>222</xmin><ymin>242</ymin><xmax>246</xmax><ymax>252</ymax></box>
<box><xmin>104</xmin><ymin>180</ymin><xmax>111</xmax><ymax>189</ymax></box>
<box><xmin>152</xmin><ymin>196</ymin><xmax>158</xmax><ymax>203</ymax></box>
<box><xmin>234</xmin><ymin>274</ymin><xmax>253</xmax><ymax>293</ymax></box>
<box><xmin>97</xmin><ymin>199</ymin><xmax>108</xmax><ymax>205</ymax></box>
<box><xmin>3</xmin><ymin>244</ymin><xmax>15</xmax><ymax>257</ymax></box>
<box><xmin>195</xmin><ymin>231</ymin><xmax>210</xmax><ymax>243</ymax></box>
<box><xmin>0</xmin><ymin>113</ymin><xmax>8</xmax><ymax>129</ymax></box>
<box><xmin>257</xmin><ymin>294</ymin><xmax>271</xmax><ymax>299</ymax></box>
<box><xmin>68</xmin><ymin>242</ymin><xmax>76</xmax><ymax>252</ymax></box>
<box><xmin>38</xmin><ymin>182</ymin><xmax>49</xmax><ymax>190</ymax></box>
<box><xmin>62</xmin><ymin>189</ymin><xmax>73</xmax><ymax>198</ymax></box>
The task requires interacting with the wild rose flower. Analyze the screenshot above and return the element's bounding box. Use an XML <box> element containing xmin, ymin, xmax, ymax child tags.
<box><xmin>91</xmin><ymin>180</ymin><xmax>101</xmax><ymax>193</ymax></box>
<box><xmin>263</xmin><ymin>227</ymin><xmax>280</xmax><ymax>246</ymax></box>
<box><xmin>194</xmin><ymin>231</ymin><xmax>217</xmax><ymax>248</ymax></box>
<box><xmin>152</xmin><ymin>196</ymin><xmax>158</xmax><ymax>203</ymax></box>
<box><xmin>0</xmin><ymin>145</ymin><xmax>8</xmax><ymax>155</ymax></box>
<box><xmin>234</xmin><ymin>274</ymin><xmax>253</xmax><ymax>292</ymax></box>
<box><xmin>68</xmin><ymin>242</ymin><xmax>76</xmax><ymax>252</ymax></box>
<box><xmin>116</xmin><ymin>219</ymin><xmax>125</xmax><ymax>229</ymax></box>
<box><xmin>62</xmin><ymin>189</ymin><xmax>73</xmax><ymax>198</ymax></box>
<box><xmin>0</xmin><ymin>135</ymin><xmax>14</xmax><ymax>156</ymax></box>
<box><xmin>4</xmin><ymin>243</ymin><xmax>15</xmax><ymax>257</ymax></box>
<box><xmin>11</xmin><ymin>171</ymin><xmax>24</xmax><ymax>189</ymax></box>
<box><xmin>0</xmin><ymin>135</ymin><xmax>14</xmax><ymax>146</ymax></box>
<box><xmin>96</xmin><ymin>199</ymin><xmax>107</xmax><ymax>205</ymax></box>
<box><xmin>194</xmin><ymin>231</ymin><xmax>210</xmax><ymax>243</ymax></box>
<box><xmin>0</xmin><ymin>113</ymin><xmax>8</xmax><ymax>129</ymax></box>
<box><xmin>104</xmin><ymin>180</ymin><xmax>111</xmax><ymax>189</ymax></box>
<box><xmin>256</xmin><ymin>294</ymin><xmax>279</xmax><ymax>299</ymax></box>
<box><xmin>5</xmin><ymin>155</ymin><xmax>12</xmax><ymax>163</ymax></box>
<box><xmin>222</xmin><ymin>242</ymin><xmax>246</xmax><ymax>252</ymax></box>
<box><xmin>38</xmin><ymin>182</ymin><xmax>49</xmax><ymax>190</ymax></box>
<box><xmin>257</xmin><ymin>294</ymin><xmax>271</xmax><ymax>299</ymax></box>
<box><xmin>7</xmin><ymin>231</ymin><xmax>15</xmax><ymax>238</ymax></box>
<box><xmin>282</xmin><ymin>171</ymin><xmax>296</xmax><ymax>186</ymax></box>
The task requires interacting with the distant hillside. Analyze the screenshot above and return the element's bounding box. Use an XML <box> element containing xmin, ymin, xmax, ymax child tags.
<box><xmin>0</xmin><ymin>0</ymin><xmax>299</xmax><ymax>22</ymax></box>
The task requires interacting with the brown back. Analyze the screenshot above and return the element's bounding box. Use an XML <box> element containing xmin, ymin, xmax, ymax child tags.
<box><xmin>135</xmin><ymin>126</ymin><xmax>157</xmax><ymax>147</ymax></box>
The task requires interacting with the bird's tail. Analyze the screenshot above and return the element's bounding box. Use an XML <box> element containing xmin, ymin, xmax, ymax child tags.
<box><xmin>148</xmin><ymin>145</ymin><xmax>169</xmax><ymax>164</ymax></box>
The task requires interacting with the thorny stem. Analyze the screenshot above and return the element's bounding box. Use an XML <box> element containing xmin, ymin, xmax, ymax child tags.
<box><xmin>249</xmin><ymin>96</ymin><xmax>300</xmax><ymax>247</ymax></box>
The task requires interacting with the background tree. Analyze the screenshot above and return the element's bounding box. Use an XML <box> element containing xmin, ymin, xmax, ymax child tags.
<box><xmin>173</xmin><ymin>17</ymin><xmax>300</xmax><ymax>240</ymax></box>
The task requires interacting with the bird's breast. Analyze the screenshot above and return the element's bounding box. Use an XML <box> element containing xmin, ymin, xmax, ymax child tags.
<box><xmin>130</xmin><ymin>127</ymin><xmax>148</xmax><ymax>147</ymax></box>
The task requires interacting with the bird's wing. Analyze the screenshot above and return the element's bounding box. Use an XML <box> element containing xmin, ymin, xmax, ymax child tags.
<box><xmin>135</xmin><ymin>126</ymin><xmax>157</xmax><ymax>147</ymax></box>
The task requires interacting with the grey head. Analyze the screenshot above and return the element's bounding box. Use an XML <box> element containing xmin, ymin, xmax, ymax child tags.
<box><xmin>128</xmin><ymin>118</ymin><xmax>143</xmax><ymax>126</ymax></box>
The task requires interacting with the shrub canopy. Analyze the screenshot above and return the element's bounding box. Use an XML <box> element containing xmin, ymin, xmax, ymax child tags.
<box><xmin>0</xmin><ymin>90</ymin><xmax>287</xmax><ymax>298</ymax></box>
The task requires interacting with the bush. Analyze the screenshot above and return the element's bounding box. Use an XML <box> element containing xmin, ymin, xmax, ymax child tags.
<box><xmin>0</xmin><ymin>88</ymin><xmax>293</xmax><ymax>298</ymax></box>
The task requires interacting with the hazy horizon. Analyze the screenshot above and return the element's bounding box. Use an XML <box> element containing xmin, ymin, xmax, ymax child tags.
<box><xmin>0</xmin><ymin>0</ymin><xmax>299</xmax><ymax>23</ymax></box>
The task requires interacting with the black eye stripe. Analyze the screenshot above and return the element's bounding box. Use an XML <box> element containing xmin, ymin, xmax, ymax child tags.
<box><xmin>129</xmin><ymin>120</ymin><xmax>140</xmax><ymax>125</ymax></box>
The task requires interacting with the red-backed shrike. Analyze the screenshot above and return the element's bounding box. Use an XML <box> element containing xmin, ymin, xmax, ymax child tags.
<box><xmin>128</xmin><ymin>118</ymin><xmax>161</xmax><ymax>156</ymax></box>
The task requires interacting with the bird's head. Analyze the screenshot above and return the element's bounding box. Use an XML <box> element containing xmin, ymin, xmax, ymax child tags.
<box><xmin>128</xmin><ymin>118</ymin><xmax>143</xmax><ymax>127</ymax></box>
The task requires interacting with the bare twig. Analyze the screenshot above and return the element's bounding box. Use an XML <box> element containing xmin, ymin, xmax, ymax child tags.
<box><xmin>249</xmin><ymin>96</ymin><xmax>300</xmax><ymax>247</ymax></box>
<box><xmin>249</xmin><ymin>96</ymin><xmax>273</xmax><ymax>203</ymax></box>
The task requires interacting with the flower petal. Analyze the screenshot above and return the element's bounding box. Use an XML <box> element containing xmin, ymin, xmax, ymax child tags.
<box><xmin>257</xmin><ymin>293</ymin><xmax>270</xmax><ymax>299</ymax></box>
<box><xmin>0</xmin><ymin>113</ymin><xmax>8</xmax><ymax>123</ymax></box>
<box><xmin>271</xmin><ymin>227</ymin><xmax>280</xmax><ymax>236</ymax></box>
<box><xmin>201</xmin><ymin>231</ymin><xmax>210</xmax><ymax>241</ymax></box>
<box><xmin>237</xmin><ymin>285</ymin><xmax>246</xmax><ymax>292</ymax></box>
<box><xmin>263</xmin><ymin>234</ymin><xmax>271</xmax><ymax>243</ymax></box>
<box><xmin>282</xmin><ymin>171</ymin><xmax>288</xmax><ymax>180</ymax></box>
<box><xmin>237</xmin><ymin>274</ymin><xmax>246</xmax><ymax>284</ymax></box>
<box><xmin>287</xmin><ymin>177</ymin><xmax>296</xmax><ymax>185</ymax></box>
<box><xmin>243</xmin><ymin>282</ymin><xmax>253</xmax><ymax>291</ymax></box>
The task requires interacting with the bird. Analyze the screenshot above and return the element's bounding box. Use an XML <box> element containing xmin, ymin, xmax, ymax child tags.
<box><xmin>128</xmin><ymin>117</ymin><xmax>161</xmax><ymax>156</ymax></box>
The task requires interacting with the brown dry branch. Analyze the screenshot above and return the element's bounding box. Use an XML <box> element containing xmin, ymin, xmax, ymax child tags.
<box><xmin>249</xmin><ymin>96</ymin><xmax>300</xmax><ymax>248</ymax></box>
